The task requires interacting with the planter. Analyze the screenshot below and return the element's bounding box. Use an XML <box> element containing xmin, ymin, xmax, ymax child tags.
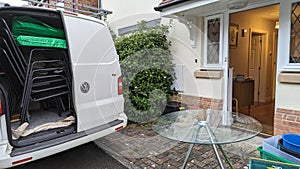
<box><xmin>163</xmin><ymin>101</ymin><xmax>187</xmax><ymax>114</ymax></box>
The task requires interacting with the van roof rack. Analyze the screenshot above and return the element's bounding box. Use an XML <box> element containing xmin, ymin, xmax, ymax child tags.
<box><xmin>22</xmin><ymin>0</ymin><xmax>112</xmax><ymax>19</ymax></box>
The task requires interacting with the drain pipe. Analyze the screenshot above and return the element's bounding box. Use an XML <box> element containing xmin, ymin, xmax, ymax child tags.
<box><xmin>98</xmin><ymin>0</ymin><xmax>102</xmax><ymax>19</ymax></box>
<box><xmin>98</xmin><ymin>0</ymin><xmax>101</xmax><ymax>8</ymax></box>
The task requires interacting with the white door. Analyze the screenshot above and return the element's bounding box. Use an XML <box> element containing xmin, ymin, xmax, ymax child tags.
<box><xmin>249</xmin><ymin>34</ymin><xmax>262</xmax><ymax>102</ymax></box>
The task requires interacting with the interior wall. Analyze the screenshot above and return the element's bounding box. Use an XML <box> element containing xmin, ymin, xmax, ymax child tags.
<box><xmin>229</xmin><ymin>10</ymin><xmax>277</xmax><ymax>102</ymax></box>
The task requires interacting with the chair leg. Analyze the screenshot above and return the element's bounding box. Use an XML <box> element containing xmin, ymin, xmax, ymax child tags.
<box><xmin>55</xmin><ymin>97</ymin><xmax>63</xmax><ymax>116</ymax></box>
<box><xmin>232</xmin><ymin>98</ymin><xmax>239</xmax><ymax>114</ymax></box>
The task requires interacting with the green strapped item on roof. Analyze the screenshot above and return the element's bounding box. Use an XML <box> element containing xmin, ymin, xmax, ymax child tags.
<box><xmin>12</xmin><ymin>16</ymin><xmax>65</xmax><ymax>39</ymax></box>
<box><xmin>16</xmin><ymin>35</ymin><xmax>67</xmax><ymax>49</ymax></box>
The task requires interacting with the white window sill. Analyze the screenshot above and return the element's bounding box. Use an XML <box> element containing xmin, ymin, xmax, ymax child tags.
<box><xmin>194</xmin><ymin>70</ymin><xmax>223</xmax><ymax>79</ymax></box>
<box><xmin>278</xmin><ymin>73</ymin><xmax>300</xmax><ymax>84</ymax></box>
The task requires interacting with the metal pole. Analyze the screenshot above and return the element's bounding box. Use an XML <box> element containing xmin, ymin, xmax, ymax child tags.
<box><xmin>205</xmin><ymin>124</ymin><xmax>225</xmax><ymax>169</ymax></box>
<box><xmin>181</xmin><ymin>124</ymin><xmax>202</xmax><ymax>169</ymax></box>
<box><xmin>206</xmin><ymin>124</ymin><xmax>234</xmax><ymax>169</ymax></box>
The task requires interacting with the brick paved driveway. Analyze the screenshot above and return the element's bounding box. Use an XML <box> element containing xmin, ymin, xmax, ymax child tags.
<box><xmin>95</xmin><ymin>123</ymin><xmax>263</xmax><ymax>169</ymax></box>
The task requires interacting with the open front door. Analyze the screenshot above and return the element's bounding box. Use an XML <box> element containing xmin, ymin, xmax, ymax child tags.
<box><xmin>222</xmin><ymin>12</ymin><xmax>230</xmax><ymax>112</ymax></box>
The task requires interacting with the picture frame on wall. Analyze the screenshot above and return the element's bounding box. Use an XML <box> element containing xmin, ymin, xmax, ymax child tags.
<box><xmin>229</xmin><ymin>23</ymin><xmax>239</xmax><ymax>47</ymax></box>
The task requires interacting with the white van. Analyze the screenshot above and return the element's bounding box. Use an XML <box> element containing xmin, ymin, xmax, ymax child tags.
<box><xmin>0</xmin><ymin>3</ymin><xmax>127</xmax><ymax>168</ymax></box>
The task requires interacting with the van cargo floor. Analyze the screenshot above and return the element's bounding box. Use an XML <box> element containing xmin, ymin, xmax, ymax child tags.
<box><xmin>10</xmin><ymin>110</ymin><xmax>75</xmax><ymax>147</ymax></box>
<box><xmin>11</xmin><ymin>110</ymin><xmax>72</xmax><ymax>130</ymax></box>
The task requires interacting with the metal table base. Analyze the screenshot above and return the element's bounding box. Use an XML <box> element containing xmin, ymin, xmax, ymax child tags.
<box><xmin>181</xmin><ymin>122</ymin><xmax>234</xmax><ymax>169</ymax></box>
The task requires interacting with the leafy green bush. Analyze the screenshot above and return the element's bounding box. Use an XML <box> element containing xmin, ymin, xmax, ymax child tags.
<box><xmin>115</xmin><ymin>21</ymin><xmax>175</xmax><ymax>123</ymax></box>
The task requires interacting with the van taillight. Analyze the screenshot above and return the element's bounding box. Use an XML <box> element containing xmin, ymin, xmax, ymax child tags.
<box><xmin>12</xmin><ymin>157</ymin><xmax>32</xmax><ymax>165</ymax></box>
<box><xmin>0</xmin><ymin>99</ymin><xmax>2</xmax><ymax>116</ymax></box>
<box><xmin>115</xmin><ymin>126</ymin><xmax>123</xmax><ymax>131</ymax></box>
<box><xmin>118</xmin><ymin>76</ymin><xmax>123</xmax><ymax>95</ymax></box>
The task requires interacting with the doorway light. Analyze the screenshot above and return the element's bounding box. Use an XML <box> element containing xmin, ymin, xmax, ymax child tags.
<box><xmin>227</xmin><ymin>0</ymin><xmax>249</xmax><ymax>10</ymax></box>
<box><xmin>275</xmin><ymin>21</ymin><xmax>279</xmax><ymax>29</ymax></box>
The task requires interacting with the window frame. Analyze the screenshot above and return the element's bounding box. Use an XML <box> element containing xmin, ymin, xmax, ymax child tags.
<box><xmin>278</xmin><ymin>0</ymin><xmax>300</xmax><ymax>71</ymax></box>
<box><xmin>203</xmin><ymin>14</ymin><xmax>224</xmax><ymax>69</ymax></box>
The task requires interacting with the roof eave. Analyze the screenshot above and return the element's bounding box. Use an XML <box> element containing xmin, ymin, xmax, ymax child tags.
<box><xmin>154</xmin><ymin>0</ymin><xmax>193</xmax><ymax>12</ymax></box>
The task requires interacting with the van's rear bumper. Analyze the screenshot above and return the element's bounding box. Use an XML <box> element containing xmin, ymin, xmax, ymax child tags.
<box><xmin>0</xmin><ymin>112</ymin><xmax>127</xmax><ymax>169</ymax></box>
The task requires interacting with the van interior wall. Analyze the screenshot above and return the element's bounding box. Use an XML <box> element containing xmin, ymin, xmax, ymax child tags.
<box><xmin>0</xmin><ymin>9</ymin><xmax>75</xmax><ymax>146</ymax></box>
<box><xmin>229</xmin><ymin>7</ymin><xmax>277</xmax><ymax>102</ymax></box>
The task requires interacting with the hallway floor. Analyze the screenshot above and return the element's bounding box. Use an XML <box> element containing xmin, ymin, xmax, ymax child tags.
<box><xmin>239</xmin><ymin>102</ymin><xmax>274</xmax><ymax>136</ymax></box>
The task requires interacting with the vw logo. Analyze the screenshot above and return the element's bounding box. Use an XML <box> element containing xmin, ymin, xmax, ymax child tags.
<box><xmin>80</xmin><ymin>82</ymin><xmax>90</xmax><ymax>93</ymax></box>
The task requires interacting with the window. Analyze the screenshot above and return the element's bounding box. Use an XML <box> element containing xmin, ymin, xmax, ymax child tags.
<box><xmin>290</xmin><ymin>2</ymin><xmax>300</xmax><ymax>63</ymax></box>
<box><xmin>204</xmin><ymin>14</ymin><xmax>223</xmax><ymax>68</ymax></box>
<box><xmin>279</xmin><ymin>0</ymin><xmax>300</xmax><ymax>71</ymax></box>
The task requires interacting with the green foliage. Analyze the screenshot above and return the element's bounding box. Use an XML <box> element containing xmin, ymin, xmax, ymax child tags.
<box><xmin>115</xmin><ymin>20</ymin><xmax>171</xmax><ymax>61</ymax></box>
<box><xmin>115</xmin><ymin>21</ymin><xmax>175</xmax><ymax>123</ymax></box>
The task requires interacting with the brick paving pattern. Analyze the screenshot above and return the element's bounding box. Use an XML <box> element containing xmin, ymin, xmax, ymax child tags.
<box><xmin>96</xmin><ymin>123</ymin><xmax>263</xmax><ymax>169</ymax></box>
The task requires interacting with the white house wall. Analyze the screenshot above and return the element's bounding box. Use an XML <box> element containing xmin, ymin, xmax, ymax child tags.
<box><xmin>102</xmin><ymin>0</ymin><xmax>223</xmax><ymax>99</ymax></box>
<box><xmin>276</xmin><ymin>83</ymin><xmax>300</xmax><ymax>111</ymax></box>
<box><xmin>276</xmin><ymin>0</ymin><xmax>300</xmax><ymax>112</ymax></box>
<box><xmin>102</xmin><ymin>0</ymin><xmax>161</xmax><ymax>34</ymax></box>
<box><xmin>166</xmin><ymin>18</ymin><xmax>223</xmax><ymax>99</ymax></box>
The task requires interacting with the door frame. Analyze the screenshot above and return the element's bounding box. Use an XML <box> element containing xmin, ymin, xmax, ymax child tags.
<box><xmin>224</xmin><ymin>1</ymin><xmax>279</xmax><ymax>111</ymax></box>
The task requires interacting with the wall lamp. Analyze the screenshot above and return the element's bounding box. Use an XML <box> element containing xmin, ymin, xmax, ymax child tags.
<box><xmin>242</xmin><ymin>29</ymin><xmax>247</xmax><ymax>37</ymax></box>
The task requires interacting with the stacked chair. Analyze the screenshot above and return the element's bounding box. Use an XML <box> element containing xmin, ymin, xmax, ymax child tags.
<box><xmin>0</xmin><ymin>17</ymin><xmax>71</xmax><ymax>124</ymax></box>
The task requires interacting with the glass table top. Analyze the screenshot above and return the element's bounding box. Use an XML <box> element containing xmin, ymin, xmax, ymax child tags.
<box><xmin>152</xmin><ymin>109</ymin><xmax>262</xmax><ymax>145</ymax></box>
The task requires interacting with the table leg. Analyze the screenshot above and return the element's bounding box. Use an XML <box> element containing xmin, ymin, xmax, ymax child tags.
<box><xmin>181</xmin><ymin>124</ymin><xmax>202</xmax><ymax>169</ymax></box>
<box><xmin>205</xmin><ymin>124</ymin><xmax>228</xmax><ymax>169</ymax></box>
<box><xmin>205</xmin><ymin>124</ymin><xmax>234</xmax><ymax>168</ymax></box>
<box><xmin>211</xmin><ymin>143</ymin><xmax>225</xmax><ymax>169</ymax></box>
<box><xmin>218</xmin><ymin>144</ymin><xmax>234</xmax><ymax>169</ymax></box>
<box><xmin>181</xmin><ymin>143</ymin><xmax>195</xmax><ymax>169</ymax></box>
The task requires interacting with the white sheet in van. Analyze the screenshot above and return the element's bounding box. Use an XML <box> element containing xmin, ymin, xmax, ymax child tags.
<box><xmin>11</xmin><ymin>116</ymin><xmax>75</xmax><ymax>140</ymax></box>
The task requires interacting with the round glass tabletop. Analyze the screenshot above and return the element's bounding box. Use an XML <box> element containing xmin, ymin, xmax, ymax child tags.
<box><xmin>152</xmin><ymin>109</ymin><xmax>262</xmax><ymax>145</ymax></box>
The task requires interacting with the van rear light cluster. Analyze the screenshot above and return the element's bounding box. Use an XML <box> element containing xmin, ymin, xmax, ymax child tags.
<box><xmin>115</xmin><ymin>126</ymin><xmax>123</xmax><ymax>131</ymax></box>
<box><xmin>118</xmin><ymin>76</ymin><xmax>123</xmax><ymax>95</ymax></box>
<box><xmin>0</xmin><ymin>99</ymin><xmax>3</xmax><ymax>116</ymax></box>
<box><xmin>12</xmin><ymin>157</ymin><xmax>33</xmax><ymax>165</ymax></box>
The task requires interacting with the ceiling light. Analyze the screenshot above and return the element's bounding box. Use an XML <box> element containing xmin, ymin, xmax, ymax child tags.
<box><xmin>227</xmin><ymin>0</ymin><xmax>249</xmax><ymax>10</ymax></box>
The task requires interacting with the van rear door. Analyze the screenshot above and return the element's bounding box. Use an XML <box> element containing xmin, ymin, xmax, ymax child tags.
<box><xmin>63</xmin><ymin>13</ymin><xmax>124</xmax><ymax>132</ymax></box>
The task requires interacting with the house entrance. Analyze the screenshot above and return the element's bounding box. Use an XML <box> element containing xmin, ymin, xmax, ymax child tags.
<box><xmin>229</xmin><ymin>4</ymin><xmax>279</xmax><ymax>135</ymax></box>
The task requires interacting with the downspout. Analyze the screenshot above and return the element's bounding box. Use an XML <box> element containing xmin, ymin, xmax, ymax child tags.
<box><xmin>98</xmin><ymin>0</ymin><xmax>101</xmax><ymax>8</ymax></box>
<box><xmin>98</xmin><ymin>0</ymin><xmax>102</xmax><ymax>20</ymax></box>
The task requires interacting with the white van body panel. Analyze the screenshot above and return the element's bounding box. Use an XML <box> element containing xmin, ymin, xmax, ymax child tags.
<box><xmin>0</xmin><ymin>0</ymin><xmax>28</xmax><ymax>7</ymax></box>
<box><xmin>63</xmin><ymin>14</ymin><xmax>124</xmax><ymax>132</ymax></box>
<box><xmin>0</xmin><ymin>113</ymin><xmax>126</xmax><ymax>169</ymax></box>
<box><xmin>0</xmin><ymin>116</ymin><xmax>7</xmax><ymax>141</ymax></box>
